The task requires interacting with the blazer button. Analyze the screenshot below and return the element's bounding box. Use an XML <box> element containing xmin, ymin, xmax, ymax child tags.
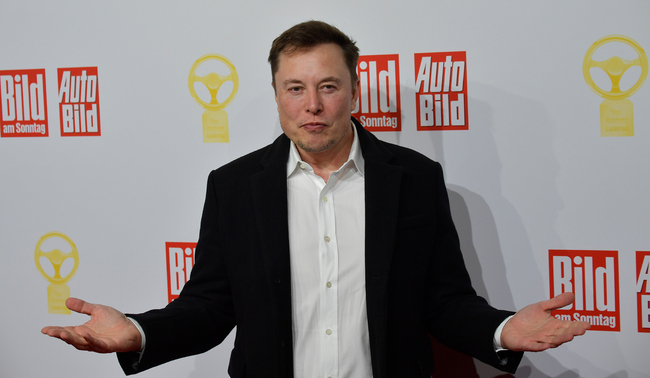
<box><xmin>274</xmin><ymin>279</ymin><xmax>281</xmax><ymax>284</ymax></box>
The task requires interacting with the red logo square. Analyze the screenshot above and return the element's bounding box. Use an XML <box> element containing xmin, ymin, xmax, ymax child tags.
<box><xmin>352</xmin><ymin>54</ymin><xmax>401</xmax><ymax>132</ymax></box>
<box><xmin>57</xmin><ymin>67</ymin><xmax>101</xmax><ymax>136</ymax></box>
<box><xmin>549</xmin><ymin>250</ymin><xmax>620</xmax><ymax>331</ymax></box>
<box><xmin>0</xmin><ymin>68</ymin><xmax>49</xmax><ymax>137</ymax></box>
<box><xmin>166</xmin><ymin>242</ymin><xmax>196</xmax><ymax>303</ymax></box>
<box><xmin>637</xmin><ymin>251</ymin><xmax>650</xmax><ymax>333</ymax></box>
<box><xmin>414</xmin><ymin>51</ymin><xmax>468</xmax><ymax>131</ymax></box>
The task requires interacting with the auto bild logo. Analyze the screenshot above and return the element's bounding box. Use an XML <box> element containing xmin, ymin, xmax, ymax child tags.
<box><xmin>166</xmin><ymin>242</ymin><xmax>196</xmax><ymax>303</ymax></box>
<box><xmin>549</xmin><ymin>250</ymin><xmax>619</xmax><ymax>331</ymax></box>
<box><xmin>415</xmin><ymin>51</ymin><xmax>468</xmax><ymax>131</ymax></box>
<box><xmin>352</xmin><ymin>54</ymin><xmax>401</xmax><ymax>132</ymax></box>
<box><xmin>58</xmin><ymin>67</ymin><xmax>101</xmax><ymax>136</ymax></box>
<box><xmin>0</xmin><ymin>68</ymin><xmax>48</xmax><ymax>137</ymax></box>
<box><xmin>637</xmin><ymin>251</ymin><xmax>650</xmax><ymax>333</ymax></box>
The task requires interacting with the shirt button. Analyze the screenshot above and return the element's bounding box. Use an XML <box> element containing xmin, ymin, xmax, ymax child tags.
<box><xmin>322</xmin><ymin>196</ymin><xmax>328</xmax><ymax>202</ymax></box>
<box><xmin>326</xmin><ymin>329</ymin><xmax>332</xmax><ymax>335</ymax></box>
<box><xmin>326</xmin><ymin>282</ymin><xmax>332</xmax><ymax>288</ymax></box>
<box><xmin>300</xmin><ymin>163</ymin><xmax>307</xmax><ymax>169</ymax></box>
<box><xmin>324</xmin><ymin>236</ymin><xmax>330</xmax><ymax>243</ymax></box>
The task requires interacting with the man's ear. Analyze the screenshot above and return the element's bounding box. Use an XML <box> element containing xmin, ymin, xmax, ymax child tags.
<box><xmin>351</xmin><ymin>79</ymin><xmax>360</xmax><ymax>110</ymax></box>
<box><xmin>272</xmin><ymin>82</ymin><xmax>278</xmax><ymax>105</ymax></box>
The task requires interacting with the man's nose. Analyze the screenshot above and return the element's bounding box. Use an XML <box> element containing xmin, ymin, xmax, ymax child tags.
<box><xmin>306</xmin><ymin>89</ymin><xmax>323</xmax><ymax>114</ymax></box>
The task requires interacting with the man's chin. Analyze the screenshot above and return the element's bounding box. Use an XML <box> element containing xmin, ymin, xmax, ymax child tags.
<box><xmin>295</xmin><ymin>140</ymin><xmax>335</xmax><ymax>154</ymax></box>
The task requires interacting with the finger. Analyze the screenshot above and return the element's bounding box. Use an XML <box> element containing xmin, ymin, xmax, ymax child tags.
<box><xmin>59</xmin><ymin>330</ymin><xmax>90</xmax><ymax>349</ymax></box>
<box><xmin>41</xmin><ymin>326</ymin><xmax>61</xmax><ymax>336</ymax></box>
<box><xmin>566</xmin><ymin>321</ymin><xmax>591</xmax><ymax>335</ymax></box>
<box><xmin>543</xmin><ymin>322</ymin><xmax>589</xmax><ymax>348</ymax></box>
<box><xmin>552</xmin><ymin>329</ymin><xmax>575</xmax><ymax>343</ymax></box>
<box><xmin>44</xmin><ymin>327</ymin><xmax>93</xmax><ymax>350</ymax></box>
<box><xmin>541</xmin><ymin>292</ymin><xmax>575</xmax><ymax>312</ymax></box>
<box><xmin>525</xmin><ymin>332</ymin><xmax>574</xmax><ymax>351</ymax></box>
<box><xmin>41</xmin><ymin>326</ymin><xmax>56</xmax><ymax>334</ymax></box>
<box><xmin>41</xmin><ymin>326</ymin><xmax>76</xmax><ymax>339</ymax></box>
<box><xmin>78</xmin><ymin>331</ymin><xmax>112</xmax><ymax>353</ymax></box>
<box><xmin>549</xmin><ymin>317</ymin><xmax>591</xmax><ymax>335</ymax></box>
<box><xmin>526</xmin><ymin>342</ymin><xmax>551</xmax><ymax>352</ymax></box>
<box><xmin>65</xmin><ymin>297</ymin><xmax>95</xmax><ymax>316</ymax></box>
<box><xmin>549</xmin><ymin>329</ymin><xmax>581</xmax><ymax>348</ymax></box>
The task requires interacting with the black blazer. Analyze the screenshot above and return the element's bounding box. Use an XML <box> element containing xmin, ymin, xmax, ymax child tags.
<box><xmin>118</xmin><ymin>119</ymin><xmax>523</xmax><ymax>377</ymax></box>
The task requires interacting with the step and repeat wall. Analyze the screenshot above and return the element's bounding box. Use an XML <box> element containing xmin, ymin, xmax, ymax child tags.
<box><xmin>1</xmin><ymin>1</ymin><xmax>648</xmax><ymax>377</ymax></box>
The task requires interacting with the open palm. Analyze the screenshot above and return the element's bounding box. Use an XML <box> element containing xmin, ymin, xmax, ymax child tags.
<box><xmin>41</xmin><ymin>297</ymin><xmax>141</xmax><ymax>353</ymax></box>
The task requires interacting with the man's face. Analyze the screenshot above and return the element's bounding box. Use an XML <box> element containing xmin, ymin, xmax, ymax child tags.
<box><xmin>274</xmin><ymin>43</ymin><xmax>359</xmax><ymax>156</ymax></box>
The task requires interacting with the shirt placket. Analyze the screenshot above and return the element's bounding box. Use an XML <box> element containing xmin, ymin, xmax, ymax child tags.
<box><xmin>318</xmin><ymin>176</ymin><xmax>339</xmax><ymax>378</ymax></box>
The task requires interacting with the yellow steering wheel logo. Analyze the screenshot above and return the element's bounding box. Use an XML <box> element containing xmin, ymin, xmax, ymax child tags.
<box><xmin>583</xmin><ymin>35</ymin><xmax>648</xmax><ymax>136</ymax></box>
<box><xmin>188</xmin><ymin>54</ymin><xmax>239</xmax><ymax>143</ymax></box>
<box><xmin>35</xmin><ymin>232</ymin><xmax>79</xmax><ymax>314</ymax></box>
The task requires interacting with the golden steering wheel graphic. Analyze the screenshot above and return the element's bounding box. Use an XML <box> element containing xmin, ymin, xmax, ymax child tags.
<box><xmin>583</xmin><ymin>34</ymin><xmax>648</xmax><ymax>101</ymax></box>
<box><xmin>34</xmin><ymin>232</ymin><xmax>79</xmax><ymax>285</ymax></box>
<box><xmin>188</xmin><ymin>54</ymin><xmax>239</xmax><ymax>111</ymax></box>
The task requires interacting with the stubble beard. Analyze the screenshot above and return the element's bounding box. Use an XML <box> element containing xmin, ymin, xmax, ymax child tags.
<box><xmin>294</xmin><ymin>138</ymin><xmax>337</xmax><ymax>154</ymax></box>
<box><xmin>293</xmin><ymin>122</ymin><xmax>351</xmax><ymax>154</ymax></box>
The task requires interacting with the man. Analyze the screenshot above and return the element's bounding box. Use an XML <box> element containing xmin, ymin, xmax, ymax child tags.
<box><xmin>42</xmin><ymin>21</ymin><xmax>589</xmax><ymax>377</ymax></box>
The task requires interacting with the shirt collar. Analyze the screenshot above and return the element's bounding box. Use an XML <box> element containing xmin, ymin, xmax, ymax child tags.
<box><xmin>287</xmin><ymin>121</ymin><xmax>365</xmax><ymax>178</ymax></box>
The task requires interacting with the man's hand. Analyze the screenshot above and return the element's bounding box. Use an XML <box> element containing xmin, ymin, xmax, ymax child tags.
<box><xmin>41</xmin><ymin>297</ymin><xmax>142</xmax><ymax>354</ymax></box>
<box><xmin>501</xmin><ymin>292</ymin><xmax>590</xmax><ymax>352</ymax></box>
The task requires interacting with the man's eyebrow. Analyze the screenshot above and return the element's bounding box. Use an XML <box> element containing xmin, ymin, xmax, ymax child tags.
<box><xmin>281</xmin><ymin>77</ymin><xmax>343</xmax><ymax>87</ymax></box>
<box><xmin>320</xmin><ymin>76</ymin><xmax>342</xmax><ymax>84</ymax></box>
<box><xmin>282</xmin><ymin>79</ymin><xmax>303</xmax><ymax>86</ymax></box>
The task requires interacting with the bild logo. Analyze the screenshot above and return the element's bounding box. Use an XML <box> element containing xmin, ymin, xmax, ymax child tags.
<box><xmin>166</xmin><ymin>242</ymin><xmax>196</xmax><ymax>303</ymax></box>
<box><xmin>549</xmin><ymin>250</ymin><xmax>619</xmax><ymax>331</ymax></box>
<box><xmin>58</xmin><ymin>67</ymin><xmax>101</xmax><ymax>136</ymax></box>
<box><xmin>415</xmin><ymin>51</ymin><xmax>468</xmax><ymax>131</ymax></box>
<box><xmin>637</xmin><ymin>251</ymin><xmax>650</xmax><ymax>333</ymax></box>
<box><xmin>0</xmin><ymin>68</ymin><xmax>48</xmax><ymax>137</ymax></box>
<box><xmin>352</xmin><ymin>54</ymin><xmax>401</xmax><ymax>132</ymax></box>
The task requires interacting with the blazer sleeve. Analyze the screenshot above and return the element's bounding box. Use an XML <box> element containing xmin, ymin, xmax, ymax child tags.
<box><xmin>424</xmin><ymin>161</ymin><xmax>523</xmax><ymax>373</ymax></box>
<box><xmin>117</xmin><ymin>170</ymin><xmax>237</xmax><ymax>374</ymax></box>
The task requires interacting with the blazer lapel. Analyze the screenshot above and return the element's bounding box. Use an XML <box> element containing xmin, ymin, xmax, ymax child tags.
<box><xmin>356</xmin><ymin>120</ymin><xmax>404</xmax><ymax>378</ymax></box>
<box><xmin>249</xmin><ymin>134</ymin><xmax>295</xmax><ymax>373</ymax></box>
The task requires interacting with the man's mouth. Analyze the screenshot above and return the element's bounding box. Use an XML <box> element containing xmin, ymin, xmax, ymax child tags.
<box><xmin>301</xmin><ymin>122</ymin><xmax>327</xmax><ymax>131</ymax></box>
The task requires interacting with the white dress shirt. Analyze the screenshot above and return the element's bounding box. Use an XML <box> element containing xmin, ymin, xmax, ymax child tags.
<box><xmin>287</xmin><ymin>124</ymin><xmax>373</xmax><ymax>378</ymax></box>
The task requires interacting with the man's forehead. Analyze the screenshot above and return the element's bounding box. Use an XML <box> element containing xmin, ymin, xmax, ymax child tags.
<box><xmin>277</xmin><ymin>43</ymin><xmax>345</xmax><ymax>68</ymax></box>
<box><xmin>279</xmin><ymin>42</ymin><xmax>343</xmax><ymax>58</ymax></box>
<box><xmin>275</xmin><ymin>44</ymin><xmax>347</xmax><ymax>78</ymax></box>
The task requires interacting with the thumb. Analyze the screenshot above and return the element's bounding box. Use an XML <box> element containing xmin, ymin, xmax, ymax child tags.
<box><xmin>65</xmin><ymin>297</ymin><xmax>94</xmax><ymax>316</ymax></box>
<box><xmin>542</xmin><ymin>292</ymin><xmax>575</xmax><ymax>312</ymax></box>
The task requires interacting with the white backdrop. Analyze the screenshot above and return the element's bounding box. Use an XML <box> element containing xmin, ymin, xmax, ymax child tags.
<box><xmin>1</xmin><ymin>0</ymin><xmax>648</xmax><ymax>377</ymax></box>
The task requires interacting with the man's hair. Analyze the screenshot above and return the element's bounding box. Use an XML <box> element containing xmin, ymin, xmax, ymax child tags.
<box><xmin>268</xmin><ymin>20</ymin><xmax>359</xmax><ymax>88</ymax></box>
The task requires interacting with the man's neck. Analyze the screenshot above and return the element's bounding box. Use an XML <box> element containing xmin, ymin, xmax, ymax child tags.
<box><xmin>296</xmin><ymin>125</ymin><xmax>354</xmax><ymax>183</ymax></box>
